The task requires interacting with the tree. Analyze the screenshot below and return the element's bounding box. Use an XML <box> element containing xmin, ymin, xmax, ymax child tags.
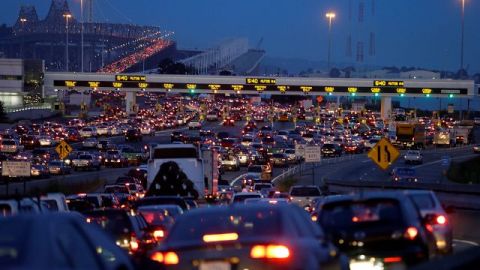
<box><xmin>146</xmin><ymin>161</ymin><xmax>199</xmax><ymax>199</ymax></box>
<box><xmin>0</xmin><ymin>101</ymin><xmax>8</xmax><ymax>123</ymax></box>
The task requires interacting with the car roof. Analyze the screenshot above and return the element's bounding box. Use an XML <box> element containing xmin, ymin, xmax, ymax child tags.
<box><xmin>321</xmin><ymin>191</ymin><xmax>409</xmax><ymax>205</ymax></box>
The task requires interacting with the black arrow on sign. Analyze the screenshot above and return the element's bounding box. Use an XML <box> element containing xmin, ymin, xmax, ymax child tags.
<box><xmin>384</xmin><ymin>146</ymin><xmax>391</xmax><ymax>162</ymax></box>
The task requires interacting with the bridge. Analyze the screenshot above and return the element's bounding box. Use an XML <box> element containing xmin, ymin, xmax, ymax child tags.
<box><xmin>44</xmin><ymin>72</ymin><xmax>476</xmax><ymax>119</ymax></box>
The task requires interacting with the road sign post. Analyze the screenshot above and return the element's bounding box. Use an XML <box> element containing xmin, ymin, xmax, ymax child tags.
<box><xmin>367</xmin><ymin>138</ymin><xmax>400</xmax><ymax>171</ymax></box>
<box><xmin>304</xmin><ymin>146</ymin><xmax>321</xmax><ymax>185</ymax></box>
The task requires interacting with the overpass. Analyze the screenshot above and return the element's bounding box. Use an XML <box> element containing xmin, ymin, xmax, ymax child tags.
<box><xmin>44</xmin><ymin>72</ymin><xmax>476</xmax><ymax>119</ymax></box>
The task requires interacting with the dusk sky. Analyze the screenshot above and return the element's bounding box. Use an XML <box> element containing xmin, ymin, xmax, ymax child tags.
<box><xmin>3</xmin><ymin>0</ymin><xmax>480</xmax><ymax>73</ymax></box>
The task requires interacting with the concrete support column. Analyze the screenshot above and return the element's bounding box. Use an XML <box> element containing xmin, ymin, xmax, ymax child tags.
<box><xmin>380</xmin><ymin>96</ymin><xmax>392</xmax><ymax>121</ymax></box>
<box><xmin>126</xmin><ymin>91</ymin><xmax>137</xmax><ymax>115</ymax></box>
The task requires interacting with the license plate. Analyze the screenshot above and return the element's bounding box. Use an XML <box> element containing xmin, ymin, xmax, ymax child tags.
<box><xmin>199</xmin><ymin>261</ymin><xmax>230</xmax><ymax>270</ymax></box>
<box><xmin>349</xmin><ymin>260</ymin><xmax>377</xmax><ymax>270</ymax></box>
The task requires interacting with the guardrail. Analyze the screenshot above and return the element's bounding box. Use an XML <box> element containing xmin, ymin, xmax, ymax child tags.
<box><xmin>324</xmin><ymin>179</ymin><xmax>480</xmax><ymax>210</ymax></box>
<box><xmin>6</xmin><ymin>104</ymin><xmax>52</xmax><ymax>113</ymax></box>
<box><xmin>272</xmin><ymin>164</ymin><xmax>302</xmax><ymax>184</ymax></box>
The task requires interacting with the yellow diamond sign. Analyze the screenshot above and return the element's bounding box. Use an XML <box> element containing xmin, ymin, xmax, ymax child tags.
<box><xmin>367</xmin><ymin>138</ymin><xmax>400</xmax><ymax>170</ymax></box>
<box><xmin>55</xmin><ymin>140</ymin><xmax>73</xmax><ymax>160</ymax></box>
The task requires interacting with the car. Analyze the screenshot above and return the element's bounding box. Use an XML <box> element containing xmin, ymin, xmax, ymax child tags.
<box><xmin>137</xmin><ymin>205</ymin><xmax>176</xmax><ymax>242</ymax></box>
<box><xmin>284</xmin><ymin>148</ymin><xmax>301</xmax><ymax>164</ymax></box>
<box><xmin>84</xmin><ymin>209</ymin><xmax>156</xmax><ymax>256</ymax></box>
<box><xmin>220</xmin><ymin>155</ymin><xmax>240</xmax><ymax>171</ymax></box>
<box><xmin>222</xmin><ymin>117</ymin><xmax>235</xmax><ymax>126</ymax></box>
<box><xmin>82</xmin><ymin>137</ymin><xmax>98</xmax><ymax>148</ymax></box>
<box><xmin>20</xmin><ymin>135</ymin><xmax>39</xmax><ymax>149</ymax></box>
<box><xmin>404</xmin><ymin>150</ymin><xmax>423</xmax><ymax>164</ymax></box>
<box><xmin>321</xmin><ymin>143</ymin><xmax>343</xmax><ymax>157</ymax></box>
<box><xmin>72</xmin><ymin>154</ymin><xmax>102</xmax><ymax>171</ymax></box>
<box><xmin>473</xmin><ymin>144</ymin><xmax>480</xmax><ymax>153</ymax></box>
<box><xmin>0</xmin><ymin>139</ymin><xmax>20</xmax><ymax>154</ymax></box>
<box><xmin>271</xmin><ymin>152</ymin><xmax>288</xmax><ymax>167</ymax></box>
<box><xmin>79</xmin><ymin>126</ymin><xmax>97</xmax><ymax>138</ymax></box>
<box><xmin>391</xmin><ymin>167</ymin><xmax>418</xmax><ymax>182</ymax></box>
<box><xmin>134</xmin><ymin>196</ymin><xmax>190</xmax><ymax>211</ymax></box>
<box><xmin>140</xmin><ymin>125</ymin><xmax>154</xmax><ymax>136</ymax></box>
<box><xmin>289</xmin><ymin>185</ymin><xmax>323</xmax><ymax>209</ymax></box>
<box><xmin>48</xmin><ymin>160</ymin><xmax>71</xmax><ymax>175</ymax></box>
<box><xmin>149</xmin><ymin>203</ymin><xmax>346</xmax><ymax>269</ymax></box>
<box><xmin>403</xmin><ymin>190</ymin><xmax>453</xmax><ymax>255</ymax></box>
<box><xmin>187</xmin><ymin>121</ymin><xmax>202</xmax><ymax>130</ymax></box>
<box><xmin>125</xmin><ymin>129</ymin><xmax>142</xmax><ymax>142</ymax></box>
<box><xmin>0</xmin><ymin>213</ymin><xmax>134</xmax><ymax>270</ymax></box>
<box><xmin>38</xmin><ymin>135</ymin><xmax>53</xmax><ymax>147</ymax></box>
<box><xmin>30</xmin><ymin>163</ymin><xmax>50</xmax><ymax>178</ymax></box>
<box><xmin>316</xmin><ymin>192</ymin><xmax>437</xmax><ymax>269</ymax></box>
<box><xmin>230</xmin><ymin>192</ymin><xmax>263</xmax><ymax>204</ymax></box>
<box><xmin>170</xmin><ymin>131</ymin><xmax>184</xmax><ymax>143</ymax></box>
<box><xmin>104</xmin><ymin>149</ymin><xmax>129</xmax><ymax>168</ymax></box>
<box><xmin>206</xmin><ymin>112</ymin><xmax>219</xmax><ymax>121</ymax></box>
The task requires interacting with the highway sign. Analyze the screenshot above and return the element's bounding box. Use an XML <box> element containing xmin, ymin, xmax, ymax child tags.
<box><xmin>55</xmin><ymin>141</ymin><xmax>73</xmax><ymax>160</ymax></box>
<box><xmin>367</xmin><ymin>138</ymin><xmax>400</xmax><ymax>170</ymax></box>
<box><xmin>295</xmin><ymin>144</ymin><xmax>306</xmax><ymax>158</ymax></box>
<box><xmin>304</xmin><ymin>146</ymin><xmax>321</xmax><ymax>163</ymax></box>
<box><xmin>2</xmin><ymin>161</ymin><xmax>31</xmax><ymax>177</ymax></box>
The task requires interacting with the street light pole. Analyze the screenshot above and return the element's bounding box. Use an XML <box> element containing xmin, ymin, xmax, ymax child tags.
<box><xmin>325</xmin><ymin>12</ymin><xmax>336</xmax><ymax>70</ymax></box>
<box><xmin>460</xmin><ymin>0</ymin><xmax>465</xmax><ymax>70</ymax></box>
<box><xmin>81</xmin><ymin>0</ymin><xmax>84</xmax><ymax>73</ymax></box>
<box><xmin>63</xmin><ymin>14</ymin><xmax>72</xmax><ymax>72</ymax></box>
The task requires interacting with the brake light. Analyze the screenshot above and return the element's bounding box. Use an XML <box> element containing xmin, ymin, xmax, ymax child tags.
<box><xmin>150</xmin><ymin>251</ymin><xmax>179</xmax><ymax>265</ymax></box>
<box><xmin>250</xmin><ymin>245</ymin><xmax>290</xmax><ymax>259</ymax></box>
<box><xmin>405</xmin><ymin>227</ymin><xmax>418</xmax><ymax>240</ymax></box>
<box><xmin>203</xmin><ymin>233</ymin><xmax>238</xmax><ymax>243</ymax></box>
<box><xmin>436</xmin><ymin>215</ymin><xmax>447</xmax><ymax>225</ymax></box>
<box><xmin>384</xmin><ymin>256</ymin><xmax>402</xmax><ymax>263</ymax></box>
<box><xmin>129</xmin><ymin>237</ymin><xmax>139</xmax><ymax>251</ymax></box>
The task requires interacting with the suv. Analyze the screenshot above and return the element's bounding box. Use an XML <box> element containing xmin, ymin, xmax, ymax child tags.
<box><xmin>72</xmin><ymin>154</ymin><xmax>101</xmax><ymax>171</ymax></box>
<box><xmin>316</xmin><ymin>192</ymin><xmax>436</xmax><ymax>269</ymax></box>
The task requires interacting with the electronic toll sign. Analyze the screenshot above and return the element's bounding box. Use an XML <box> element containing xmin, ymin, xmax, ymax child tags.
<box><xmin>52</xmin><ymin>76</ymin><xmax>471</xmax><ymax>97</ymax></box>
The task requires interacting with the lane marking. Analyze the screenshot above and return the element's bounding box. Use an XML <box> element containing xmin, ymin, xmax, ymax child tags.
<box><xmin>453</xmin><ymin>239</ymin><xmax>479</xmax><ymax>247</ymax></box>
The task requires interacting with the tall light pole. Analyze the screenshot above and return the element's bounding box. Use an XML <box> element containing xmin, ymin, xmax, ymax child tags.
<box><xmin>460</xmin><ymin>0</ymin><xmax>465</xmax><ymax>70</ymax></box>
<box><xmin>63</xmin><ymin>13</ymin><xmax>72</xmax><ymax>72</ymax></box>
<box><xmin>20</xmin><ymin>18</ymin><xmax>27</xmax><ymax>58</ymax></box>
<box><xmin>325</xmin><ymin>12</ymin><xmax>336</xmax><ymax>70</ymax></box>
<box><xmin>81</xmin><ymin>0</ymin><xmax>84</xmax><ymax>73</ymax></box>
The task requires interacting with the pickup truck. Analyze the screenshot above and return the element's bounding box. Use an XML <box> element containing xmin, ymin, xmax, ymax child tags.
<box><xmin>71</xmin><ymin>154</ymin><xmax>101</xmax><ymax>171</ymax></box>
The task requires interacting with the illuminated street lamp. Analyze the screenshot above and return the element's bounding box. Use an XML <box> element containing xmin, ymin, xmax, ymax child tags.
<box><xmin>325</xmin><ymin>12</ymin><xmax>336</xmax><ymax>69</ymax></box>
<box><xmin>19</xmin><ymin>18</ymin><xmax>27</xmax><ymax>58</ymax></box>
<box><xmin>63</xmin><ymin>13</ymin><xmax>72</xmax><ymax>72</ymax></box>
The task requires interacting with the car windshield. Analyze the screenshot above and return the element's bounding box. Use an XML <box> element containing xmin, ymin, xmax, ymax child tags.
<box><xmin>320</xmin><ymin>199</ymin><xmax>404</xmax><ymax>230</ymax></box>
<box><xmin>167</xmin><ymin>208</ymin><xmax>281</xmax><ymax>244</ymax></box>
<box><xmin>290</xmin><ymin>187</ymin><xmax>320</xmax><ymax>196</ymax></box>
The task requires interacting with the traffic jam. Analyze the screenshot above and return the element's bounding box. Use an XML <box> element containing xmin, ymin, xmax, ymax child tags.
<box><xmin>0</xmin><ymin>91</ymin><xmax>476</xmax><ymax>270</ymax></box>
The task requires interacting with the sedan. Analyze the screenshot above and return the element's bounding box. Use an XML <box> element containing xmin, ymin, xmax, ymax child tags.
<box><xmin>48</xmin><ymin>160</ymin><xmax>71</xmax><ymax>175</ymax></box>
<box><xmin>149</xmin><ymin>204</ymin><xmax>346</xmax><ymax>270</ymax></box>
<box><xmin>404</xmin><ymin>150</ymin><xmax>423</xmax><ymax>164</ymax></box>
<box><xmin>271</xmin><ymin>153</ymin><xmax>288</xmax><ymax>167</ymax></box>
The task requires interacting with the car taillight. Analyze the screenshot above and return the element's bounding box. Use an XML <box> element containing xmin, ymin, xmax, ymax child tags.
<box><xmin>250</xmin><ymin>244</ymin><xmax>290</xmax><ymax>259</ymax></box>
<box><xmin>436</xmin><ymin>215</ymin><xmax>447</xmax><ymax>225</ymax></box>
<box><xmin>130</xmin><ymin>235</ymin><xmax>139</xmax><ymax>252</ymax></box>
<box><xmin>405</xmin><ymin>227</ymin><xmax>418</xmax><ymax>240</ymax></box>
<box><xmin>384</xmin><ymin>256</ymin><xmax>402</xmax><ymax>263</ymax></box>
<box><xmin>150</xmin><ymin>251</ymin><xmax>179</xmax><ymax>265</ymax></box>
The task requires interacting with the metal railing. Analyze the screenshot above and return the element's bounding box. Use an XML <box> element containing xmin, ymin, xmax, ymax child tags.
<box><xmin>6</xmin><ymin>103</ymin><xmax>52</xmax><ymax>113</ymax></box>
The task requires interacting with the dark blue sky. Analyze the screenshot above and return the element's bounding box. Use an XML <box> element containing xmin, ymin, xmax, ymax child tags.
<box><xmin>4</xmin><ymin>0</ymin><xmax>480</xmax><ymax>73</ymax></box>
